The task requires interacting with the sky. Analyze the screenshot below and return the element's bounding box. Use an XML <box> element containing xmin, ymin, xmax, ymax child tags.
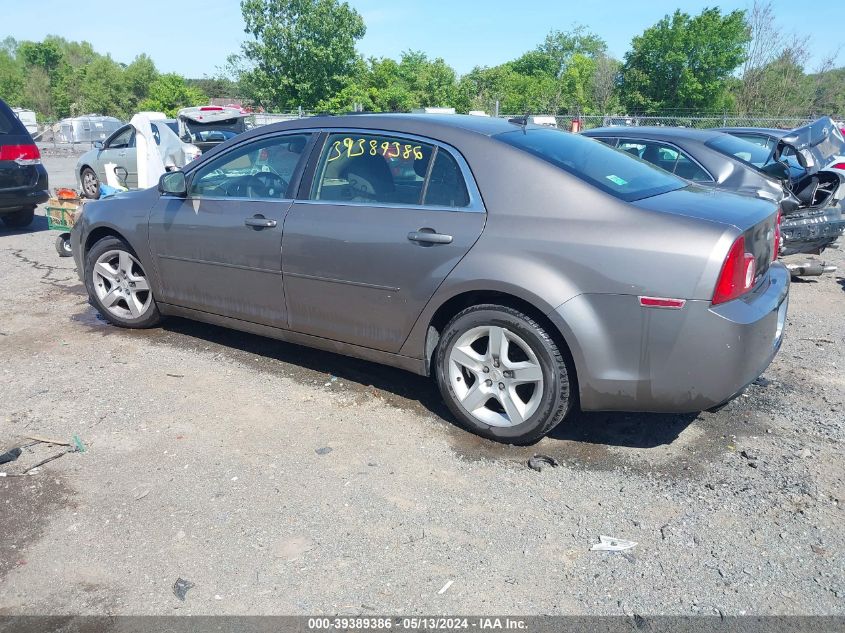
<box><xmin>3</xmin><ymin>0</ymin><xmax>842</xmax><ymax>78</ymax></box>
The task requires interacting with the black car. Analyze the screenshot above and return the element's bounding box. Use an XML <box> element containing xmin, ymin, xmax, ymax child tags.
<box><xmin>582</xmin><ymin>125</ymin><xmax>845</xmax><ymax>259</ymax></box>
<box><xmin>0</xmin><ymin>98</ymin><xmax>48</xmax><ymax>228</ymax></box>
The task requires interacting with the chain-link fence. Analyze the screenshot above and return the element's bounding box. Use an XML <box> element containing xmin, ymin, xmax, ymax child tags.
<box><xmin>497</xmin><ymin>113</ymin><xmax>844</xmax><ymax>132</ymax></box>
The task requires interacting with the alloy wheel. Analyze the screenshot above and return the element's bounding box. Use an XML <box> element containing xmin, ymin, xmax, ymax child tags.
<box><xmin>91</xmin><ymin>249</ymin><xmax>152</xmax><ymax>320</ymax></box>
<box><xmin>448</xmin><ymin>325</ymin><xmax>544</xmax><ymax>427</ymax></box>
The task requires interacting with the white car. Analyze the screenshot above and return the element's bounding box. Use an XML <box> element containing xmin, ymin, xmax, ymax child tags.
<box><xmin>76</xmin><ymin>119</ymin><xmax>201</xmax><ymax>198</ymax></box>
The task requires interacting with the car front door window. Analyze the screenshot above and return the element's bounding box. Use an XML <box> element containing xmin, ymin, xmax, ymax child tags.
<box><xmin>189</xmin><ymin>133</ymin><xmax>312</xmax><ymax>200</ymax></box>
<box><xmin>107</xmin><ymin>127</ymin><xmax>134</xmax><ymax>149</ymax></box>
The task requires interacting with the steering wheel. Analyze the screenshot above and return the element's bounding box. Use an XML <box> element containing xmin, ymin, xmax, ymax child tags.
<box><xmin>245</xmin><ymin>172</ymin><xmax>288</xmax><ymax>198</ymax></box>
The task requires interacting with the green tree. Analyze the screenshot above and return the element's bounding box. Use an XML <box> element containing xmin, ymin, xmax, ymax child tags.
<box><xmin>0</xmin><ymin>46</ymin><xmax>24</xmax><ymax>105</ymax></box>
<box><xmin>139</xmin><ymin>73</ymin><xmax>207</xmax><ymax>117</ymax></box>
<box><xmin>75</xmin><ymin>56</ymin><xmax>131</xmax><ymax>117</ymax></box>
<box><xmin>124</xmin><ymin>54</ymin><xmax>158</xmax><ymax>106</ymax></box>
<box><xmin>619</xmin><ymin>8</ymin><xmax>749</xmax><ymax>113</ymax></box>
<box><xmin>187</xmin><ymin>77</ymin><xmax>238</xmax><ymax>99</ymax></box>
<box><xmin>237</xmin><ymin>0</ymin><xmax>366</xmax><ymax>110</ymax></box>
<box><xmin>457</xmin><ymin>27</ymin><xmax>615</xmax><ymax>115</ymax></box>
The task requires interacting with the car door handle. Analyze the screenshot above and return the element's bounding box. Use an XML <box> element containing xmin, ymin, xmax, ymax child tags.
<box><xmin>407</xmin><ymin>230</ymin><xmax>453</xmax><ymax>245</ymax></box>
<box><xmin>244</xmin><ymin>216</ymin><xmax>277</xmax><ymax>228</ymax></box>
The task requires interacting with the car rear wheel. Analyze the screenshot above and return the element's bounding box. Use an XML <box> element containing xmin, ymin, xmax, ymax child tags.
<box><xmin>435</xmin><ymin>304</ymin><xmax>573</xmax><ymax>444</ymax></box>
<box><xmin>84</xmin><ymin>237</ymin><xmax>160</xmax><ymax>329</ymax></box>
<box><xmin>2</xmin><ymin>207</ymin><xmax>35</xmax><ymax>228</ymax></box>
<box><xmin>81</xmin><ymin>167</ymin><xmax>100</xmax><ymax>199</ymax></box>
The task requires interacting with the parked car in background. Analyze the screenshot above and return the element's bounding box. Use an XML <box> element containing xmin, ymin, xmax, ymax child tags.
<box><xmin>177</xmin><ymin>106</ymin><xmax>248</xmax><ymax>152</ymax></box>
<box><xmin>76</xmin><ymin>119</ymin><xmax>201</xmax><ymax>198</ymax></box>
<box><xmin>0</xmin><ymin>97</ymin><xmax>48</xmax><ymax>228</ymax></box>
<box><xmin>71</xmin><ymin>115</ymin><xmax>788</xmax><ymax>444</ymax></box>
<box><xmin>583</xmin><ymin>126</ymin><xmax>845</xmax><ymax>260</ymax></box>
<box><xmin>717</xmin><ymin>117</ymin><xmax>845</xmax><ymax>177</ymax></box>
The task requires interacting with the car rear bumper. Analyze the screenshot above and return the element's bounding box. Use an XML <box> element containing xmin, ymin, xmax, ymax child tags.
<box><xmin>0</xmin><ymin>188</ymin><xmax>49</xmax><ymax>211</ymax></box>
<box><xmin>550</xmin><ymin>262</ymin><xmax>790</xmax><ymax>412</ymax></box>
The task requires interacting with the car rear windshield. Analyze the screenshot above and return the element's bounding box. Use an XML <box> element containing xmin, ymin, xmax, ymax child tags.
<box><xmin>0</xmin><ymin>105</ymin><xmax>26</xmax><ymax>135</ymax></box>
<box><xmin>182</xmin><ymin>117</ymin><xmax>245</xmax><ymax>141</ymax></box>
<box><xmin>705</xmin><ymin>134</ymin><xmax>772</xmax><ymax>168</ymax></box>
<box><xmin>496</xmin><ymin>128</ymin><xmax>685</xmax><ymax>201</ymax></box>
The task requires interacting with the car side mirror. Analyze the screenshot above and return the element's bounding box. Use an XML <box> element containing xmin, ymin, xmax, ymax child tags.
<box><xmin>760</xmin><ymin>161</ymin><xmax>790</xmax><ymax>182</ymax></box>
<box><xmin>93</xmin><ymin>140</ymin><xmax>104</xmax><ymax>149</ymax></box>
<box><xmin>158</xmin><ymin>170</ymin><xmax>187</xmax><ymax>197</ymax></box>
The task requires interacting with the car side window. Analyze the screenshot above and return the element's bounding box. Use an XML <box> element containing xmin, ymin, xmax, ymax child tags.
<box><xmin>736</xmin><ymin>133</ymin><xmax>776</xmax><ymax>153</ymax></box>
<box><xmin>424</xmin><ymin>149</ymin><xmax>470</xmax><ymax>207</ymax></box>
<box><xmin>108</xmin><ymin>126</ymin><xmax>134</xmax><ymax>149</ymax></box>
<box><xmin>189</xmin><ymin>133</ymin><xmax>312</xmax><ymax>200</ymax></box>
<box><xmin>617</xmin><ymin>140</ymin><xmax>646</xmax><ymax>159</ymax></box>
<box><xmin>673</xmin><ymin>151</ymin><xmax>713</xmax><ymax>182</ymax></box>
<box><xmin>311</xmin><ymin>133</ymin><xmax>435</xmax><ymax>205</ymax></box>
<box><xmin>618</xmin><ymin>139</ymin><xmax>711</xmax><ymax>181</ymax></box>
<box><xmin>594</xmin><ymin>137</ymin><xmax>618</xmax><ymax>147</ymax></box>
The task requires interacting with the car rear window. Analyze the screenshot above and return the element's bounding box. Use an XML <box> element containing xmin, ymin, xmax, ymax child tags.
<box><xmin>0</xmin><ymin>105</ymin><xmax>27</xmax><ymax>135</ymax></box>
<box><xmin>496</xmin><ymin>128</ymin><xmax>685</xmax><ymax>201</ymax></box>
<box><xmin>706</xmin><ymin>134</ymin><xmax>772</xmax><ymax>168</ymax></box>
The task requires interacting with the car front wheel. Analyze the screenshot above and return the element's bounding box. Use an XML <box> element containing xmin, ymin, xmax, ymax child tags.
<box><xmin>84</xmin><ymin>237</ymin><xmax>161</xmax><ymax>328</ymax></box>
<box><xmin>81</xmin><ymin>167</ymin><xmax>100</xmax><ymax>199</ymax></box>
<box><xmin>435</xmin><ymin>304</ymin><xmax>573</xmax><ymax>444</ymax></box>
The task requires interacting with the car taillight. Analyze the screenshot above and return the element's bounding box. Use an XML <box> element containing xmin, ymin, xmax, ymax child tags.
<box><xmin>831</xmin><ymin>162</ymin><xmax>845</xmax><ymax>170</ymax></box>
<box><xmin>0</xmin><ymin>144</ymin><xmax>41</xmax><ymax>165</ymax></box>
<box><xmin>773</xmin><ymin>210</ymin><xmax>782</xmax><ymax>262</ymax></box>
<box><xmin>712</xmin><ymin>235</ymin><xmax>756</xmax><ymax>305</ymax></box>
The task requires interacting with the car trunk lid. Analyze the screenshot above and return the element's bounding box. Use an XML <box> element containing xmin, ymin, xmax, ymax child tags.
<box><xmin>0</xmin><ymin>106</ymin><xmax>39</xmax><ymax>191</ymax></box>
<box><xmin>632</xmin><ymin>185</ymin><xmax>777</xmax><ymax>278</ymax></box>
<box><xmin>776</xmin><ymin>116</ymin><xmax>845</xmax><ymax>178</ymax></box>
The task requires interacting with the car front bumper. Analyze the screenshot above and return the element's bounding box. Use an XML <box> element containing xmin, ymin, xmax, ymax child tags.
<box><xmin>550</xmin><ymin>262</ymin><xmax>790</xmax><ymax>413</ymax></box>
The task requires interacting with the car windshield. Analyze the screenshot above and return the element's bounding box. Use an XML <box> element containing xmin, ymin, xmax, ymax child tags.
<box><xmin>496</xmin><ymin>128</ymin><xmax>685</xmax><ymax>201</ymax></box>
<box><xmin>706</xmin><ymin>134</ymin><xmax>773</xmax><ymax>168</ymax></box>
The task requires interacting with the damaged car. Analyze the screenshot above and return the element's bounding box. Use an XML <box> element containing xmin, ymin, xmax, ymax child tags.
<box><xmin>177</xmin><ymin>106</ymin><xmax>248</xmax><ymax>153</ymax></box>
<box><xmin>77</xmin><ymin>119</ymin><xmax>201</xmax><ymax>199</ymax></box>
<box><xmin>71</xmin><ymin>115</ymin><xmax>789</xmax><ymax>444</ymax></box>
<box><xmin>583</xmin><ymin>124</ymin><xmax>845</xmax><ymax>273</ymax></box>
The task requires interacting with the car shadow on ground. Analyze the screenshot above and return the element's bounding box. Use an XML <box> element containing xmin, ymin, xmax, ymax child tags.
<box><xmin>837</xmin><ymin>276</ymin><xmax>845</xmax><ymax>293</ymax></box>
<box><xmin>0</xmin><ymin>214</ymin><xmax>49</xmax><ymax>237</ymax></box>
<box><xmin>159</xmin><ymin>317</ymin><xmax>697</xmax><ymax>450</ymax></box>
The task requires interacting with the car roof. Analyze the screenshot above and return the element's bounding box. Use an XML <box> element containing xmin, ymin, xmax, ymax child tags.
<box><xmin>584</xmin><ymin>126</ymin><xmax>725</xmax><ymax>143</ymax></box>
<box><xmin>255</xmin><ymin>113</ymin><xmax>522</xmax><ymax>138</ymax></box>
<box><xmin>716</xmin><ymin>127</ymin><xmax>787</xmax><ymax>137</ymax></box>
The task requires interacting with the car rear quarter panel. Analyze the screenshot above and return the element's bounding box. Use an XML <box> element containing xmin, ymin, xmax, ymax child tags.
<box><xmin>401</xmin><ymin>139</ymin><xmax>786</xmax><ymax>412</ymax></box>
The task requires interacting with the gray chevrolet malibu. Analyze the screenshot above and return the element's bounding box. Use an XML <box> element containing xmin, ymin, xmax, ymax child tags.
<box><xmin>70</xmin><ymin>114</ymin><xmax>789</xmax><ymax>444</ymax></box>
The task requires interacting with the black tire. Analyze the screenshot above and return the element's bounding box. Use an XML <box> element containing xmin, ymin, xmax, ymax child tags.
<box><xmin>2</xmin><ymin>207</ymin><xmax>35</xmax><ymax>228</ymax></box>
<box><xmin>435</xmin><ymin>304</ymin><xmax>573</xmax><ymax>444</ymax></box>
<box><xmin>55</xmin><ymin>233</ymin><xmax>72</xmax><ymax>257</ymax></box>
<box><xmin>80</xmin><ymin>167</ymin><xmax>100</xmax><ymax>199</ymax></box>
<box><xmin>84</xmin><ymin>236</ymin><xmax>161</xmax><ymax>329</ymax></box>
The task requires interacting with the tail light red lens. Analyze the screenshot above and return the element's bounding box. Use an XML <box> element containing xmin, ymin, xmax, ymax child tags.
<box><xmin>831</xmin><ymin>162</ymin><xmax>845</xmax><ymax>170</ymax></box>
<box><xmin>773</xmin><ymin>210</ymin><xmax>782</xmax><ymax>262</ymax></box>
<box><xmin>712</xmin><ymin>236</ymin><xmax>756</xmax><ymax>305</ymax></box>
<box><xmin>0</xmin><ymin>144</ymin><xmax>41</xmax><ymax>165</ymax></box>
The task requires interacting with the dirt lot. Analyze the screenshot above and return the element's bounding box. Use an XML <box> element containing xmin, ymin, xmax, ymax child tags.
<box><xmin>0</xmin><ymin>151</ymin><xmax>843</xmax><ymax>616</ymax></box>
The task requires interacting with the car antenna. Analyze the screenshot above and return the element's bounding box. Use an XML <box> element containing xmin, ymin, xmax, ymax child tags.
<box><xmin>508</xmin><ymin>111</ymin><xmax>530</xmax><ymax>132</ymax></box>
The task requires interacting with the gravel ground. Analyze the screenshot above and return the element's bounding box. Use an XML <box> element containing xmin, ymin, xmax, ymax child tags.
<box><xmin>0</xmin><ymin>153</ymin><xmax>843</xmax><ymax>616</ymax></box>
